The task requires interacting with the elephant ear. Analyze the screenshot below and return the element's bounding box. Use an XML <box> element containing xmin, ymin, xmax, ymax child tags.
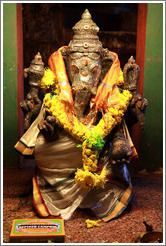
<box><xmin>100</xmin><ymin>49</ymin><xmax>115</xmax><ymax>82</ymax></box>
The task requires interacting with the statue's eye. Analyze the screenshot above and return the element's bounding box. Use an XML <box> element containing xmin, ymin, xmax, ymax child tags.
<box><xmin>71</xmin><ymin>65</ymin><xmax>79</xmax><ymax>76</ymax></box>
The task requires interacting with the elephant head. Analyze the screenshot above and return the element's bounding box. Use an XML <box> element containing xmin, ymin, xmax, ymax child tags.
<box><xmin>62</xmin><ymin>9</ymin><xmax>115</xmax><ymax>121</ymax></box>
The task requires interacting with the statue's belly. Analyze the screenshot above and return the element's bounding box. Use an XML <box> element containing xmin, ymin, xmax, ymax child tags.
<box><xmin>34</xmin><ymin>131</ymin><xmax>82</xmax><ymax>185</ymax></box>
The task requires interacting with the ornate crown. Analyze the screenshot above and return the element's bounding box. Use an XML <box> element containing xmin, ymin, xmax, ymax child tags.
<box><xmin>67</xmin><ymin>9</ymin><xmax>103</xmax><ymax>55</ymax></box>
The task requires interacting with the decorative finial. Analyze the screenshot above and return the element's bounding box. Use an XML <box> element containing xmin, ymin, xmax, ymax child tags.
<box><xmin>128</xmin><ymin>56</ymin><xmax>135</xmax><ymax>64</ymax></box>
<box><xmin>82</xmin><ymin>9</ymin><xmax>91</xmax><ymax>19</ymax></box>
<box><xmin>31</xmin><ymin>52</ymin><xmax>44</xmax><ymax>65</ymax></box>
<box><xmin>72</xmin><ymin>9</ymin><xmax>99</xmax><ymax>33</ymax></box>
<box><xmin>35</xmin><ymin>52</ymin><xmax>42</xmax><ymax>61</ymax></box>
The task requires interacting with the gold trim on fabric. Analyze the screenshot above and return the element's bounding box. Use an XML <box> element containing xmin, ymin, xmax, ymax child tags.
<box><xmin>32</xmin><ymin>177</ymin><xmax>50</xmax><ymax>217</ymax></box>
<box><xmin>14</xmin><ymin>141</ymin><xmax>34</xmax><ymax>155</ymax></box>
<box><xmin>14</xmin><ymin>104</ymin><xmax>45</xmax><ymax>155</ymax></box>
<box><xmin>102</xmin><ymin>185</ymin><xmax>132</xmax><ymax>222</ymax></box>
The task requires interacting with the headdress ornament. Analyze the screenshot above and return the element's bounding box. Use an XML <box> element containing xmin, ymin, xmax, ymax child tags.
<box><xmin>67</xmin><ymin>9</ymin><xmax>103</xmax><ymax>55</ymax></box>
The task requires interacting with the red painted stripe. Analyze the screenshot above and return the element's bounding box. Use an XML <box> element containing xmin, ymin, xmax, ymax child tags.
<box><xmin>132</xmin><ymin>3</ymin><xmax>148</xmax><ymax>155</ymax></box>
<box><xmin>136</xmin><ymin>3</ymin><xmax>148</xmax><ymax>96</ymax></box>
<box><xmin>33</xmin><ymin>175</ymin><xmax>50</xmax><ymax>216</ymax></box>
<box><xmin>16</xmin><ymin>3</ymin><xmax>24</xmax><ymax>139</ymax></box>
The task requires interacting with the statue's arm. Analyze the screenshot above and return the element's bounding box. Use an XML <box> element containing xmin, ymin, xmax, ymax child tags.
<box><xmin>123</xmin><ymin>56</ymin><xmax>148</xmax><ymax>130</ymax></box>
<box><xmin>20</xmin><ymin>53</ymin><xmax>44</xmax><ymax>131</ymax></box>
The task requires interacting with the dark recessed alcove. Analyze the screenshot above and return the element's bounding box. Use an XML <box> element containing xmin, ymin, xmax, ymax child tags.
<box><xmin>22</xmin><ymin>3</ymin><xmax>138</xmax><ymax>69</ymax></box>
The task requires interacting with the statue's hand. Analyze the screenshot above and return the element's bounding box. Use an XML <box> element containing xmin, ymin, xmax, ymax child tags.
<box><xmin>130</xmin><ymin>93</ymin><xmax>148</xmax><ymax>129</ymax></box>
<box><xmin>110</xmin><ymin>131</ymin><xmax>132</xmax><ymax>165</ymax></box>
<box><xmin>131</xmin><ymin>93</ymin><xmax>148</xmax><ymax>111</ymax></box>
<box><xmin>38</xmin><ymin>116</ymin><xmax>59</xmax><ymax>142</ymax></box>
<box><xmin>20</xmin><ymin>91</ymin><xmax>42</xmax><ymax>130</ymax></box>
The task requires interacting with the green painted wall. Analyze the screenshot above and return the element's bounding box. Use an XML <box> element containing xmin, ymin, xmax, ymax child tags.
<box><xmin>140</xmin><ymin>3</ymin><xmax>163</xmax><ymax>171</ymax></box>
<box><xmin>3</xmin><ymin>3</ymin><xmax>19</xmax><ymax>167</ymax></box>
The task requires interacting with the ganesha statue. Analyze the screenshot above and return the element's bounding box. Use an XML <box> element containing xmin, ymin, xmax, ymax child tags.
<box><xmin>15</xmin><ymin>9</ymin><xmax>148</xmax><ymax>221</ymax></box>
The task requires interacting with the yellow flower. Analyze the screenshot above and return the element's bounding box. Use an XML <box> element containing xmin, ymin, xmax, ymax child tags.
<box><xmin>94</xmin><ymin>166</ymin><xmax>107</xmax><ymax>188</ymax></box>
<box><xmin>117</xmin><ymin>69</ymin><xmax>124</xmax><ymax>86</ymax></box>
<box><xmin>84</xmin><ymin>148</ymin><xmax>93</xmax><ymax>156</ymax></box>
<box><xmin>75</xmin><ymin>169</ymin><xmax>96</xmax><ymax>189</ymax></box>
<box><xmin>41</xmin><ymin>68</ymin><xmax>59</xmax><ymax>94</ymax></box>
<box><xmin>83</xmin><ymin>158</ymin><xmax>98</xmax><ymax>172</ymax></box>
<box><xmin>89</xmin><ymin>154</ymin><xmax>97</xmax><ymax>161</ymax></box>
<box><xmin>85</xmin><ymin>219</ymin><xmax>101</xmax><ymax>228</ymax></box>
<box><xmin>44</xmin><ymin>93</ymin><xmax>51</xmax><ymax>103</ymax></box>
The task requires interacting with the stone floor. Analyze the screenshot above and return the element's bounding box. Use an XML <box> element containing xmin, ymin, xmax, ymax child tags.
<box><xmin>3</xmin><ymin>166</ymin><xmax>163</xmax><ymax>243</ymax></box>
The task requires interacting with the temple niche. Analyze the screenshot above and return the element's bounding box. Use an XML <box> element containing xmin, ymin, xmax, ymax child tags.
<box><xmin>3</xmin><ymin>2</ymin><xmax>163</xmax><ymax>244</ymax></box>
<box><xmin>22</xmin><ymin>3</ymin><xmax>138</xmax><ymax>68</ymax></box>
<box><xmin>15</xmin><ymin>5</ymin><xmax>148</xmax><ymax>222</ymax></box>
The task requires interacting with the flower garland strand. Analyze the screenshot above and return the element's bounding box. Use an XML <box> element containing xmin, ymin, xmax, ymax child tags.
<box><xmin>42</xmin><ymin>68</ymin><xmax>132</xmax><ymax>190</ymax></box>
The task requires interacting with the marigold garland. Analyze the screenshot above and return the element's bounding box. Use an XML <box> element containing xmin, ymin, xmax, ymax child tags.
<box><xmin>42</xmin><ymin>68</ymin><xmax>132</xmax><ymax>190</ymax></box>
<box><xmin>41</xmin><ymin>68</ymin><xmax>59</xmax><ymax>94</ymax></box>
<box><xmin>116</xmin><ymin>69</ymin><xmax>124</xmax><ymax>87</ymax></box>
